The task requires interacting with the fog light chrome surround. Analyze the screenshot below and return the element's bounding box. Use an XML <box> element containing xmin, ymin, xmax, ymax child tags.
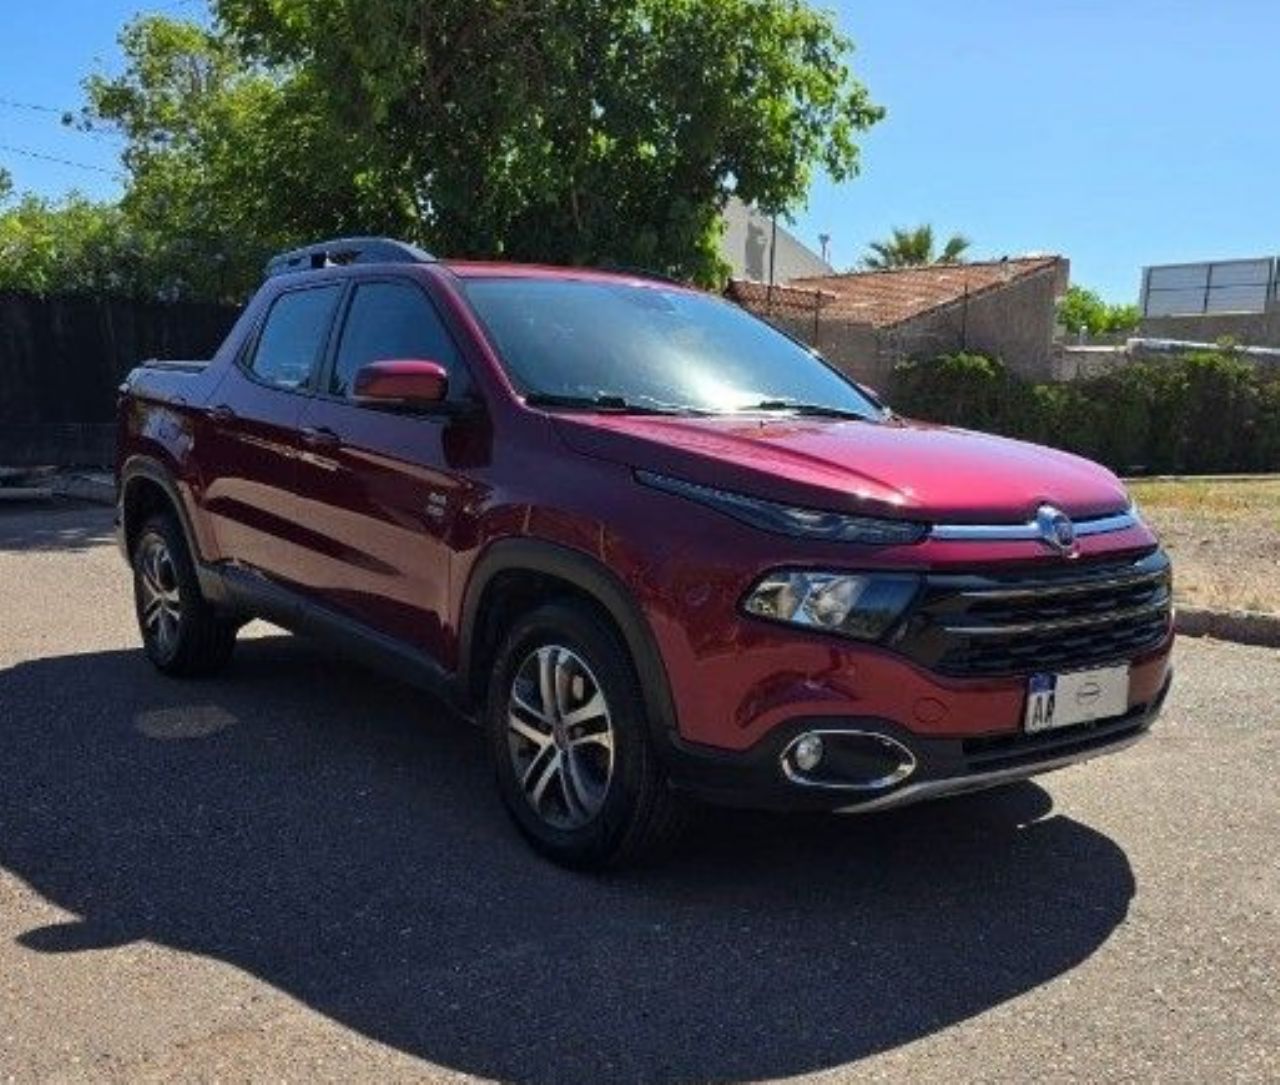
<box><xmin>780</xmin><ymin>729</ymin><xmax>917</xmax><ymax>792</ymax></box>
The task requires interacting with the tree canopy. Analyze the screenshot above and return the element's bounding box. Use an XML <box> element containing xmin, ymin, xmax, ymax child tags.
<box><xmin>862</xmin><ymin>224</ymin><xmax>969</xmax><ymax>269</ymax></box>
<box><xmin>0</xmin><ymin>192</ymin><xmax>153</xmax><ymax>297</ymax></box>
<box><xmin>52</xmin><ymin>0</ymin><xmax>881</xmax><ymax>300</ymax></box>
<box><xmin>1057</xmin><ymin>285</ymin><xmax>1140</xmax><ymax>337</ymax></box>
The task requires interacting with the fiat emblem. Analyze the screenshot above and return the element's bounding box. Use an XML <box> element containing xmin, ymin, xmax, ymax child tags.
<box><xmin>1035</xmin><ymin>504</ymin><xmax>1077</xmax><ymax>557</ymax></box>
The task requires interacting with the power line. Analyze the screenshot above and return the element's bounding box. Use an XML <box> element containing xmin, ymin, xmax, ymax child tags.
<box><xmin>0</xmin><ymin>97</ymin><xmax>123</xmax><ymax>142</ymax></box>
<box><xmin>0</xmin><ymin>97</ymin><xmax>69</xmax><ymax>116</ymax></box>
<box><xmin>0</xmin><ymin>143</ymin><xmax>122</xmax><ymax>178</ymax></box>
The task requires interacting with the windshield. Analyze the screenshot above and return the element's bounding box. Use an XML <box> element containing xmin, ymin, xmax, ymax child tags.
<box><xmin>462</xmin><ymin>277</ymin><xmax>881</xmax><ymax>417</ymax></box>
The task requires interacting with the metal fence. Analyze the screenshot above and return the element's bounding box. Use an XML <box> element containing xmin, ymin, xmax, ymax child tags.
<box><xmin>0</xmin><ymin>291</ymin><xmax>239</xmax><ymax>466</ymax></box>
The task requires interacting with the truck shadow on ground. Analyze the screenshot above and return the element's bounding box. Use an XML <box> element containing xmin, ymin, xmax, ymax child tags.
<box><xmin>0</xmin><ymin>634</ymin><xmax>1135</xmax><ymax>1084</ymax></box>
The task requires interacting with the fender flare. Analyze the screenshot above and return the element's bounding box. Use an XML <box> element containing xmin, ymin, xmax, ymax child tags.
<box><xmin>118</xmin><ymin>456</ymin><xmax>195</xmax><ymax>550</ymax></box>
<box><xmin>457</xmin><ymin>538</ymin><xmax>680</xmax><ymax>743</ymax></box>
<box><xmin>118</xmin><ymin>455</ymin><xmax>230</xmax><ymax>606</ymax></box>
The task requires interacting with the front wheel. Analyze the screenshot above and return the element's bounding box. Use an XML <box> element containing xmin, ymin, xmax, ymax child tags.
<box><xmin>485</xmin><ymin>601</ymin><xmax>687</xmax><ymax>869</ymax></box>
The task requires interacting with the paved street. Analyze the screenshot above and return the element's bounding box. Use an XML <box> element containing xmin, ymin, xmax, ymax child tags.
<box><xmin>0</xmin><ymin>503</ymin><xmax>1276</xmax><ymax>1083</ymax></box>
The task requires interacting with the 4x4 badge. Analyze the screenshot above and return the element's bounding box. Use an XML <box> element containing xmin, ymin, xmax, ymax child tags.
<box><xmin>1035</xmin><ymin>504</ymin><xmax>1078</xmax><ymax>556</ymax></box>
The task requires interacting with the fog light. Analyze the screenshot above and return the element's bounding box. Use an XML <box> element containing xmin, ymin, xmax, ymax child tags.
<box><xmin>793</xmin><ymin>734</ymin><xmax>825</xmax><ymax>773</ymax></box>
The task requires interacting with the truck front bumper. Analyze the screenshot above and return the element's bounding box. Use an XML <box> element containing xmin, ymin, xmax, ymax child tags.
<box><xmin>664</xmin><ymin>672</ymin><xmax>1170</xmax><ymax>814</ymax></box>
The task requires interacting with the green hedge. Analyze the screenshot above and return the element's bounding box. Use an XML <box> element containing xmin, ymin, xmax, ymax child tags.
<box><xmin>889</xmin><ymin>351</ymin><xmax>1280</xmax><ymax>474</ymax></box>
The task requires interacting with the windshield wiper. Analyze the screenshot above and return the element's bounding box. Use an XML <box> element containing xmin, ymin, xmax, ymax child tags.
<box><xmin>524</xmin><ymin>392</ymin><xmax>704</xmax><ymax>416</ymax></box>
<box><xmin>741</xmin><ymin>399</ymin><xmax>872</xmax><ymax>421</ymax></box>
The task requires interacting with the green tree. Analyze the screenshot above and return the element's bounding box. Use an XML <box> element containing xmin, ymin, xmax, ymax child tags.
<box><xmin>75</xmin><ymin>15</ymin><xmax>350</xmax><ymax>300</ymax></box>
<box><xmin>0</xmin><ymin>167</ymin><xmax>12</xmax><ymax>206</ymax></box>
<box><xmin>0</xmin><ymin>191</ymin><xmax>150</xmax><ymax>296</ymax></box>
<box><xmin>81</xmin><ymin>2</ymin><xmax>884</xmax><ymax>298</ymax></box>
<box><xmin>862</xmin><ymin>224</ymin><xmax>970</xmax><ymax>269</ymax></box>
<box><xmin>1104</xmin><ymin>302</ymin><xmax>1141</xmax><ymax>334</ymax></box>
<box><xmin>1058</xmin><ymin>285</ymin><xmax>1141</xmax><ymax>336</ymax></box>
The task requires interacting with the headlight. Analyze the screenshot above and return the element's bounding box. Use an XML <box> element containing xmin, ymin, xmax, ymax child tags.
<box><xmin>636</xmin><ymin>471</ymin><xmax>927</xmax><ymax>545</ymax></box>
<box><xmin>743</xmin><ymin>571</ymin><xmax>920</xmax><ymax>641</ymax></box>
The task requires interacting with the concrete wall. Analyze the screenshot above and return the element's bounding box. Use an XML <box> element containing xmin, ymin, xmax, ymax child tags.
<box><xmin>1139</xmin><ymin>302</ymin><xmax>1280</xmax><ymax>348</ymax></box>
<box><xmin>721</xmin><ymin>199</ymin><xmax>833</xmax><ymax>283</ymax></box>
<box><xmin>744</xmin><ymin>305</ymin><xmax>882</xmax><ymax>386</ymax></box>
<box><xmin>737</xmin><ymin>265</ymin><xmax>1064</xmax><ymax>387</ymax></box>
<box><xmin>810</xmin><ymin>321</ymin><xmax>882</xmax><ymax>386</ymax></box>
<box><xmin>877</xmin><ymin>265</ymin><xmax>1065</xmax><ymax>381</ymax></box>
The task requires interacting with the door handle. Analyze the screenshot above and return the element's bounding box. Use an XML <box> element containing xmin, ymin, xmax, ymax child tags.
<box><xmin>301</xmin><ymin>425</ymin><xmax>341</xmax><ymax>449</ymax></box>
<box><xmin>209</xmin><ymin>404</ymin><xmax>237</xmax><ymax>424</ymax></box>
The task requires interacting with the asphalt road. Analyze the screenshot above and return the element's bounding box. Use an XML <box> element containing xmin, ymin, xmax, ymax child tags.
<box><xmin>1</xmin><ymin>503</ymin><xmax>1276</xmax><ymax>1084</ymax></box>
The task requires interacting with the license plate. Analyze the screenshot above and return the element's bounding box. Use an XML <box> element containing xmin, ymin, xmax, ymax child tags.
<box><xmin>1024</xmin><ymin>664</ymin><xmax>1130</xmax><ymax>733</ymax></box>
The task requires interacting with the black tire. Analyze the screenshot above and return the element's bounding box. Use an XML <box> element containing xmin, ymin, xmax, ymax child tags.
<box><xmin>485</xmin><ymin>600</ymin><xmax>688</xmax><ymax>869</ymax></box>
<box><xmin>132</xmin><ymin>511</ymin><xmax>237</xmax><ymax>677</ymax></box>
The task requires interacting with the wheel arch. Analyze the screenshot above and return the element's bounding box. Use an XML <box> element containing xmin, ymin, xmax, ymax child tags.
<box><xmin>458</xmin><ymin>539</ymin><xmax>680</xmax><ymax>745</ymax></box>
<box><xmin>119</xmin><ymin>458</ymin><xmax>192</xmax><ymax>554</ymax></box>
<box><xmin>118</xmin><ymin>456</ymin><xmax>230</xmax><ymax>607</ymax></box>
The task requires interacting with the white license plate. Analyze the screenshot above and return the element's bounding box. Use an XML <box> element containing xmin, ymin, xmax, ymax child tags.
<box><xmin>1024</xmin><ymin>664</ymin><xmax>1130</xmax><ymax>733</ymax></box>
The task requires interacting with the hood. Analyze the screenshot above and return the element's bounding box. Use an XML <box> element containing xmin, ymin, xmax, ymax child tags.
<box><xmin>552</xmin><ymin>413</ymin><xmax>1129</xmax><ymax>522</ymax></box>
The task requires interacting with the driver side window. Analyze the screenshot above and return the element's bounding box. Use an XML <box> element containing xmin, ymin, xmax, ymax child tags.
<box><xmin>330</xmin><ymin>281</ymin><xmax>462</xmax><ymax>398</ymax></box>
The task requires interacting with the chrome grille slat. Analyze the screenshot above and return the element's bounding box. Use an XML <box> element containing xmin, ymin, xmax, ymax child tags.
<box><xmin>930</xmin><ymin>509</ymin><xmax>1137</xmax><ymax>542</ymax></box>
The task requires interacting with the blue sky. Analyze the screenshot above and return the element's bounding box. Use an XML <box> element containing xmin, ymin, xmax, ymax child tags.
<box><xmin>2</xmin><ymin>0</ymin><xmax>1275</xmax><ymax>301</ymax></box>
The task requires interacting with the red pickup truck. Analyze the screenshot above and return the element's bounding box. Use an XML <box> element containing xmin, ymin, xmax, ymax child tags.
<box><xmin>117</xmin><ymin>237</ymin><xmax>1173</xmax><ymax>867</ymax></box>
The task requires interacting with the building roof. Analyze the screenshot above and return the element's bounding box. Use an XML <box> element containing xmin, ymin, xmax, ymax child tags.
<box><xmin>727</xmin><ymin>256</ymin><xmax>1065</xmax><ymax>328</ymax></box>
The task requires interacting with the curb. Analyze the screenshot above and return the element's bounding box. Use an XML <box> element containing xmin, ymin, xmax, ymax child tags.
<box><xmin>51</xmin><ymin>473</ymin><xmax>117</xmax><ymax>507</ymax></box>
<box><xmin>1124</xmin><ymin>474</ymin><xmax>1280</xmax><ymax>484</ymax></box>
<box><xmin>1175</xmin><ymin>606</ymin><xmax>1280</xmax><ymax>649</ymax></box>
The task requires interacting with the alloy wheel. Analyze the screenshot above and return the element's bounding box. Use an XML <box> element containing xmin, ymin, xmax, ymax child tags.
<box><xmin>138</xmin><ymin>535</ymin><xmax>182</xmax><ymax>659</ymax></box>
<box><xmin>507</xmin><ymin>644</ymin><xmax>616</xmax><ymax>830</ymax></box>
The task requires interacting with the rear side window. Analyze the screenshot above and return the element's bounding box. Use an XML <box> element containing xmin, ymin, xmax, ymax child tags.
<box><xmin>330</xmin><ymin>281</ymin><xmax>461</xmax><ymax>398</ymax></box>
<box><xmin>247</xmin><ymin>285</ymin><xmax>342</xmax><ymax>390</ymax></box>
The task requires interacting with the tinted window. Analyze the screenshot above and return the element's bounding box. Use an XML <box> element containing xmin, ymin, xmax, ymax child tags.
<box><xmin>331</xmin><ymin>281</ymin><xmax>461</xmax><ymax>397</ymax></box>
<box><xmin>248</xmin><ymin>285</ymin><xmax>342</xmax><ymax>389</ymax></box>
<box><xmin>463</xmin><ymin>278</ymin><xmax>879</xmax><ymax>417</ymax></box>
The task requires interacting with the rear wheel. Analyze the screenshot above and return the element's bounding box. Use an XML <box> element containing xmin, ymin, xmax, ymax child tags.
<box><xmin>132</xmin><ymin>512</ymin><xmax>237</xmax><ymax>676</ymax></box>
<box><xmin>486</xmin><ymin>600</ymin><xmax>687</xmax><ymax>869</ymax></box>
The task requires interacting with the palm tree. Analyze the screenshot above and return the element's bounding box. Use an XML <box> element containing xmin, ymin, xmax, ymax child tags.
<box><xmin>862</xmin><ymin>225</ymin><xmax>971</xmax><ymax>269</ymax></box>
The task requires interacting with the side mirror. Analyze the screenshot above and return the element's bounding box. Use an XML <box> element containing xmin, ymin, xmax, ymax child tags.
<box><xmin>353</xmin><ymin>359</ymin><xmax>449</xmax><ymax>408</ymax></box>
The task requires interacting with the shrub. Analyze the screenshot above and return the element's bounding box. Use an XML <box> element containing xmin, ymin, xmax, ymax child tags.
<box><xmin>889</xmin><ymin>351</ymin><xmax>1280</xmax><ymax>474</ymax></box>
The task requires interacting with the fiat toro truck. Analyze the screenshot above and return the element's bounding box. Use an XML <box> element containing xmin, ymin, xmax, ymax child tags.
<box><xmin>116</xmin><ymin>237</ymin><xmax>1174</xmax><ymax>868</ymax></box>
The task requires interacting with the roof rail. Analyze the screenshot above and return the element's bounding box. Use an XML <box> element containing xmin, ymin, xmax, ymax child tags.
<box><xmin>265</xmin><ymin>237</ymin><xmax>436</xmax><ymax>278</ymax></box>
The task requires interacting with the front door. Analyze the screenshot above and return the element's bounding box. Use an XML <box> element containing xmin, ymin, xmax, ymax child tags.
<box><xmin>292</xmin><ymin>277</ymin><xmax>488</xmax><ymax>659</ymax></box>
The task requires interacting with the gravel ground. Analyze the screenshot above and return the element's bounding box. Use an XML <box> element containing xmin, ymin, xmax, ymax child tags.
<box><xmin>1129</xmin><ymin>478</ymin><xmax>1280</xmax><ymax>614</ymax></box>
<box><xmin>0</xmin><ymin>503</ymin><xmax>1277</xmax><ymax>1084</ymax></box>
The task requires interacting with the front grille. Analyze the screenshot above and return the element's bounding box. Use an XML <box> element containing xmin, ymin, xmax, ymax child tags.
<box><xmin>893</xmin><ymin>550</ymin><xmax>1173</xmax><ymax>677</ymax></box>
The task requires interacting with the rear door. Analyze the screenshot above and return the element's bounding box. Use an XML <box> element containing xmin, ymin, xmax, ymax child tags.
<box><xmin>292</xmin><ymin>277</ymin><xmax>486</xmax><ymax>658</ymax></box>
<box><xmin>200</xmin><ymin>282</ymin><xmax>343</xmax><ymax>582</ymax></box>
